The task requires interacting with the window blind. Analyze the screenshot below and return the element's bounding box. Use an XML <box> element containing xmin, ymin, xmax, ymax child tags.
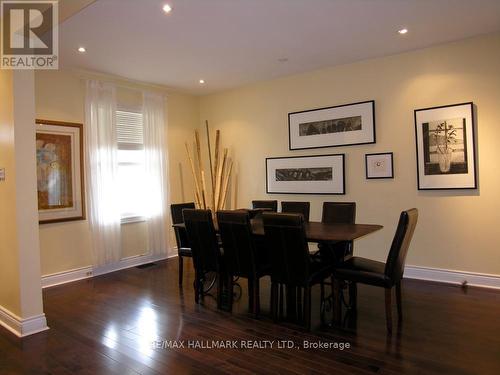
<box><xmin>116</xmin><ymin>109</ymin><xmax>144</xmax><ymax>150</ymax></box>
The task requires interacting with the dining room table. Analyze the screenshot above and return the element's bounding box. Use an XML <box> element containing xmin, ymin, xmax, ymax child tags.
<box><xmin>249</xmin><ymin>215</ymin><xmax>383</xmax><ymax>325</ymax></box>
<box><xmin>250</xmin><ymin>219</ymin><xmax>382</xmax><ymax>242</ymax></box>
<box><xmin>173</xmin><ymin>209</ymin><xmax>383</xmax><ymax>325</ymax></box>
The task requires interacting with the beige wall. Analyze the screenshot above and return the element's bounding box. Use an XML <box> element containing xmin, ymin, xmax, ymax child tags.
<box><xmin>35</xmin><ymin>69</ymin><xmax>198</xmax><ymax>276</ymax></box>
<box><xmin>199</xmin><ymin>33</ymin><xmax>500</xmax><ymax>276</ymax></box>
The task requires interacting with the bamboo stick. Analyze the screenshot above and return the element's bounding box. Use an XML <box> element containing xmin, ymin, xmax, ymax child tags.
<box><xmin>213</xmin><ymin>131</ymin><xmax>221</xmax><ymax>210</ymax></box>
<box><xmin>186</xmin><ymin>126</ymin><xmax>234</xmax><ymax>213</ymax></box>
<box><xmin>185</xmin><ymin>142</ymin><xmax>202</xmax><ymax>207</ymax></box>
<box><xmin>195</xmin><ymin>130</ymin><xmax>202</xmax><ymax>168</ymax></box>
<box><xmin>194</xmin><ymin>130</ymin><xmax>207</xmax><ymax>209</ymax></box>
<box><xmin>215</xmin><ymin>148</ymin><xmax>228</xmax><ymax>210</ymax></box>
<box><xmin>201</xmin><ymin>170</ymin><xmax>208</xmax><ymax>209</ymax></box>
<box><xmin>214</xmin><ymin>148</ymin><xmax>228</xmax><ymax>210</ymax></box>
<box><xmin>194</xmin><ymin>130</ymin><xmax>203</xmax><ymax>183</ymax></box>
<box><xmin>232</xmin><ymin>167</ymin><xmax>238</xmax><ymax>210</ymax></box>
<box><xmin>205</xmin><ymin>121</ymin><xmax>216</xmax><ymax>211</ymax></box>
<box><xmin>220</xmin><ymin>160</ymin><xmax>233</xmax><ymax>210</ymax></box>
<box><xmin>194</xmin><ymin>190</ymin><xmax>201</xmax><ymax>209</ymax></box>
<box><xmin>213</xmin><ymin>130</ymin><xmax>220</xmax><ymax>192</ymax></box>
<box><xmin>205</xmin><ymin>121</ymin><xmax>215</xmax><ymax>197</ymax></box>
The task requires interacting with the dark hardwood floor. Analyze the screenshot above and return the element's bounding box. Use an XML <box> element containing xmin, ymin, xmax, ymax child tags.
<box><xmin>1</xmin><ymin>258</ymin><xmax>499</xmax><ymax>374</ymax></box>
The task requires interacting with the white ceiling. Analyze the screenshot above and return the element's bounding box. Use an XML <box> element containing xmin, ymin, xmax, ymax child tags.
<box><xmin>59</xmin><ymin>0</ymin><xmax>500</xmax><ymax>95</ymax></box>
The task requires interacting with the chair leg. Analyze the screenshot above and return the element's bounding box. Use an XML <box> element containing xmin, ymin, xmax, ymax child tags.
<box><xmin>226</xmin><ymin>273</ymin><xmax>233</xmax><ymax>312</ymax></box>
<box><xmin>253</xmin><ymin>278</ymin><xmax>260</xmax><ymax>319</ymax></box>
<box><xmin>216</xmin><ymin>273</ymin><xmax>224</xmax><ymax>309</ymax></box>
<box><xmin>271</xmin><ymin>282</ymin><xmax>278</xmax><ymax>322</ymax></box>
<box><xmin>303</xmin><ymin>285</ymin><xmax>311</xmax><ymax>331</ymax></box>
<box><xmin>385</xmin><ymin>288</ymin><xmax>393</xmax><ymax>334</ymax></box>
<box><xmin>248</xmin><ymin>277</ymin><xmax>254</xmax><ymax>314</ymax></box>
<box><xmin>286</xmin><ymin>286</ymin><xmax>297</xmax><ymax>321</ymax></box>
<box><xmin>320</xmin><ymin>281</ymin><xmax>325</xmax><ymax>324</ymax></box>
<box><xmin>333</xmin><ymin>278</ymin><xmax>341</xmax><ymax>325</ymax></box>
<box><xmin>194</xmin><ymin>271</ymin><xmax>200</xmax><ymax>304</ymax></box>
<box><xmin>279</xmin><ymin>284</ymin><xmax>284</xmax><ymax>320</ymax></box>
<box><xmin>348</xmin><ymin>282</ymin><xmax>357</xmax><ymax>311</ymax></box>
<box><xmin>178</xmin><ymin>256</ymin><xmax>183</xmax><ymax>286</ymax></box>
<box><xmin>297</xmin><ymin>287</ymin><xmax>303</xmax><ymax>322</ymax></box>
<box><xmin>395</xmin><ymin>281</ymin><xmax>402</xmax><ymax>321</ymax></box>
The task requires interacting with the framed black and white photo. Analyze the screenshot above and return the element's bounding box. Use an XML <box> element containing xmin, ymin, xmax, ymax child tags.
<box><xmin>365</xmin><ymin>152</ymin><xmax>393</xmax><ymax>179</ymax></box>
<box><xmin>414</xmin><ymin>102</ymin><xmax>476</xmax><ymax>190</ymax></box>
<box><xmin>288</xmin><ymin>100</ymin><xmax>375</xmax><ymax>150</ymax></box>
<box><xmin>266</xmin><ymin>154</ymin><xmax>345</xmax><ymax>195</ymax></box>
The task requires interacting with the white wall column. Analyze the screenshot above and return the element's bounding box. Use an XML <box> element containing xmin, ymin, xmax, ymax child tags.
<box><xmin>0</xmin><ymin>70</ymin><xmax>47</xmax><ymax>337</ymax></box>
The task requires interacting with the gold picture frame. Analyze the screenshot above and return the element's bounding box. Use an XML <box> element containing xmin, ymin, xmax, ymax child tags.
<box><xmin>36</xmin><ymin>119</ymin><xmax>85</xmax><ymax>224</ymax></box>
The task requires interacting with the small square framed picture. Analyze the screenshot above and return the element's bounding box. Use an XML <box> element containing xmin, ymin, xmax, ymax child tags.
<box><xmin>365</xmin><ymin>152</ymin><xmax>394</xmax><ymax>179</ymax></box>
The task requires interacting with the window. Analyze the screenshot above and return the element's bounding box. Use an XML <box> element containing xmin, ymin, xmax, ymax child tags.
<box><xmin>116</xmin><ymin>109</ymin><xmax>147</xmax><ymax>222</ymax></box>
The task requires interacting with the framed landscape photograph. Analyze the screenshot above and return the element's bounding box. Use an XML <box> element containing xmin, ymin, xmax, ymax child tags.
<box><xmin>414</xmin><ymin>102</ymin><xmax>476</xmax><ymax>190</ymax></box>
<box><xmin>36</xmin><ymin>119</ymin><xmax>85</xmax><ymax>223</ymax></box>
<box><xmin>288</xmin><ymin>100</ymin><xmax>375</xmax><ymax>150</ymax></box>
<box><xmin>266</xmin><ymin>154</ymin><xmax>345</xmax><ymax>195</ymax></box>
<box><xmin>365</xmin><ymin>152</ymin><xmax>394</xmax><ymax>179</ymax></box>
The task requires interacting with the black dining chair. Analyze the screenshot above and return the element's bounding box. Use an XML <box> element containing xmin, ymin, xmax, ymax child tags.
<box><xmin>252</xmin><ymin>200</ymin><xmax>278</xmax><ymax>212</ymax></box>
<box><xmin>183</xmin><ymin>209</ymin><xmax>224</xmax><ymax>308</ymax></box>
<box><xmin>322</xmin><ymin>202</ymin><xmax>356</xmax><ymax>224</ymax></box>
<box><xmin>262</xmin><ymin>212</ymin><xmax>333</xmax><ymax>330</ymax></box>
<box><xmin>170</xmin><ymin>202</ymin><xmax>196</xmax><ymax>285</ymax></box>
<box><xmin>320</xmin><ymin>202</ymin><xmax>356</xmax><ymax>261</ymax></box>
<box><xmin>217</xmin><ymin>210</ymin><xmax>271</xmax><ymax>318</ymax></box>
<box><xmin>332</xmin><ymin>208</ymin><xmax>418</xmax><ymax>333</ymax></box>
<box><xmin>281</xmin><ymin>201</ymin><xmax>311</xmax><ymax>222</ymax></box>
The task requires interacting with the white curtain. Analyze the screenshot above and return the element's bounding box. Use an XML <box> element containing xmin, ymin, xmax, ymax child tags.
<box><xmin>85</xmin><ymin>80</ymin><xmax>122</xmax><ymax>267</ymax></box>
<box><xmin>142</xmin><ymin>91</ymin><xmax>170</xmax><ymax>256</ymax></box>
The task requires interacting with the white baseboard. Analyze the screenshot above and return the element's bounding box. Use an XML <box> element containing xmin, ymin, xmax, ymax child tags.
<box><xmin>0</xmin><ymin>305</ymin><xmax>49</xmax><ymax>337</ymax></box>
<box><xmin>41</xmin><ymin>266</ymin><xmax>94</xmax><ymax>288</ymax></box>
<box><xmin>92</xmin><ymin>252</ymin><xmax>173</xmax><ymax>276</ymax></box>
<box><xmin>42</xmin><ymin>256</ymin><xmax>500</xmax><ymax>291</ymax></box>
<box><xmin>42</xmin><ymin>251</ymin><xmax>177</xmax><ymax>289</ymax></box>
<box><xmin>404</xmin><ymin>265</ymin><xmax>500</xmax><ymax>290</ymax></box>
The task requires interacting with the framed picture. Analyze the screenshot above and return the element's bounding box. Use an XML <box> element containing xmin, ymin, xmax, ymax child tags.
<box><xmin>414</xmin><ymin>102</ymin><xmax>477</xmax><ymax>190</ymax></box>
<box><xmin>288</xmin><ymin>100</ymin><xmax>375</xmax><ymax>150</ymax></box>
<box><xmin>365</xmin><ymin>152</ymin><xmax>394</xmax><ymax>179</ymax></box>
<box><xmin>266</xmin><ymin>154</ymin><xmax>345</xmax><ymax>195</ymax></box>
<box><xmin>36</xmin><ymin>119</ymin><xmax>86</xmax><ymax>223</ymax></box>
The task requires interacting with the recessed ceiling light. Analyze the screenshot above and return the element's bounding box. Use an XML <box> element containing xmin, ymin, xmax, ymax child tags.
<box><xmin>162</xmin><ymin>4</ymin><xmax>172</xmax><ymax>13</ymax></box>
<box><xmin>199</xmin><ymin>79</ymin><xmax>205</xmax><ymax>84</ymax></box>
<box><xmin>77</xmin><ymin>46</ymin><xmax>86</xmax><ymax>53</ymax></box>
<box><xmin>398</xmin><ymin>28</ymin><xmax>408</xmax><ymax>35</ymax></box>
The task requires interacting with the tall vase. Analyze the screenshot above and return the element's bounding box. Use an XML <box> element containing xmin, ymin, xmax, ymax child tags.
<box><xmin>437</xmin><ymin>147</ymin><xmax>453</xmax><ymax>173</ymax></box>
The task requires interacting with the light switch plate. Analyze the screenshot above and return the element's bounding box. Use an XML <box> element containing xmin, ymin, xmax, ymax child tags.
<box><xmin>0</xmin><ymin>168</ymin><xmax>5</xmax><ymax>181</ymax></box>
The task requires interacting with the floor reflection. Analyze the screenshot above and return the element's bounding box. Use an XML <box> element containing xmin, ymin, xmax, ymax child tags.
<box><xmin>102</xmin><ymin>324</ymin><xmax>118</xmax><ymax>349</ymax></box>
<box><xmin>136</xmin><ymin>306</ymin><xmax>159</xmax><ymax>356</ymax></box>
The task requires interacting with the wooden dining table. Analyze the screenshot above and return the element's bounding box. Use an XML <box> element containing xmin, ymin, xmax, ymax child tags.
<box><xmin>252</xmin><ymin>218</ymin><xmax>383</xmax><ymax>325</ymax></box>
<box><xmin>250</xmin><ymin>220</ymin><xmax>382</xmax><ymax>242</ymax></box>
<box><xmin>174</xmin><ymin>216</ymin><xmax>382</xmax><ymax>243</ymax></box>
<box><xmin>174</xmin><ymin>211</ymin><xmax>383</xmax><ymax>326</ymax></box>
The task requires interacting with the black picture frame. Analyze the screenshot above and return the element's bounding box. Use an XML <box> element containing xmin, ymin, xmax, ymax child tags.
<box><xmin>266</xmin><ymin>154</ymin><xmax>345</xmax><ymax>195</ymax></box>
<box><xmin>365</xmin><ymin>152</ymin><xmax>394</xmax><ymax>179</ymax></box>
<box><xmin>414</xmin><ymin>102</ymin><xmax>477</xmax><ymax>190</ymax></box>
<box><xmin>288</xmin><ymin>100</ymin><xmax>376</xmax><ymax>150</ymax></box>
